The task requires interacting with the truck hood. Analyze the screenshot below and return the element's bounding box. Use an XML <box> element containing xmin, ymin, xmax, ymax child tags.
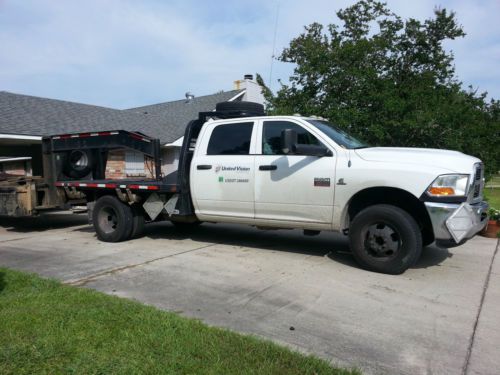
<box><xmin>354</xmin><ymin>147</ymin><xmax>480</xmax><ymax>173</ymax></box>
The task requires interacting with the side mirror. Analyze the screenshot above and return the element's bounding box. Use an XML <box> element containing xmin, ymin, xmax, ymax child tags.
<box><xmin>281</xmin><ymin>129</ymin><xmax>297</xmax><ymax>155</ymax></box>
<box><xmin>294</xmin><ymin>144</ymin><xmax>333</xmax><ymax>157</ymax></box>
<box><xmin>280</xmin><ymin>128</ymin><xmax>332</xmax><ymax>157</ymax></box>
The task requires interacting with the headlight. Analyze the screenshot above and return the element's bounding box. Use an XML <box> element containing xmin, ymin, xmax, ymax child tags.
<box><xmin>427</xmin><ymin>174</ymin><xmax>469</xmax><ymax>197</ymax></box>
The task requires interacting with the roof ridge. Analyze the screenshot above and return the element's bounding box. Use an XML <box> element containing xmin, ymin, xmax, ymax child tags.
<box><xmin>127</xmin><ymin>89</ymin><xmax>245</xmax><ymax>111</ymax></box>
<box><xmin>0</xmin><ymin>90</ymin><xmax>122</xmax><ymax>112</ymax></box>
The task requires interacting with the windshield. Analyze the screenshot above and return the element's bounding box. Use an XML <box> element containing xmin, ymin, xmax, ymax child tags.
<box><xmin>306</xmin><ymin>119</ymin><xmax>367</xmax><ymax>149</ymax></box>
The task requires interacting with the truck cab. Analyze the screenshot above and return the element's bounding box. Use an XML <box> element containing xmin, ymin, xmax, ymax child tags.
<box><xmin>186</xmin><ymin>106</ymin><xmax>488</xmax><ymax>274</ymax></box>
<box><xmin>190</xmin><ymin>116</ymin><xmax>338</xmax><ymax>228</ymax></box>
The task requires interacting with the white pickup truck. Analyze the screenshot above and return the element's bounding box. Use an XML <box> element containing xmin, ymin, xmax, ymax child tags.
<box><xmin>24</xmin><ymin>101</ymin><xmax>488</xmax><ymax>274</ymax></box>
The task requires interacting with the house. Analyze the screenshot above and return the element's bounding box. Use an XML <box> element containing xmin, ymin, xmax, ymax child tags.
<box><xmin>0</xmin><ymin>75</ymin><xmax>264</xmax><ymax>179</ymax></box>
<box><xmin>0</xmin><ymin>157</ymin><xmax>32</xmax><ymax>177</ymax></box>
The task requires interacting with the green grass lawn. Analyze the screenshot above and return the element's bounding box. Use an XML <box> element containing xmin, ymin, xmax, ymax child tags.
<box><xmin>0</xmin><ymin>268</ymin><xmax>359</xmax><ymax>375</ymax></box>
<box><xmin>484</xmin><ymin>187</ymin><xmax>500</xmax><ymax>209</ymax></box>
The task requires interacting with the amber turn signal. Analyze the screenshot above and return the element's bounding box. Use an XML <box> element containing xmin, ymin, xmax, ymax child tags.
<box><xmin>428</xmin><ymin>187</ymin><xmax>455</xmax><ymax>196</ymax></box>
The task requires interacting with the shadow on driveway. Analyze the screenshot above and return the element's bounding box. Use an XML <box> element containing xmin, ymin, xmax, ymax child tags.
<box><xmin>415</xmin><ymin>246</ymin><xmax>453</xmax><ymax>269</ymax></box>
<box><xmin>2</xmin><ymin>213</ymin><xmax>452</xmax><ymax>272</ymax></box>
<box><xmin>128</xmin><ymin>222</ymin><xmax>451</xmax><ymax>271</ymax></box>
<box><xmin>0</xmin><ymin>212</ymin><xmax>88</xmax><ymax>233</ymax></box>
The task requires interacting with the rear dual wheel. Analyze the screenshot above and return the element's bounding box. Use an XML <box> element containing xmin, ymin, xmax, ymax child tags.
<box><xmin>93</xmin><ymin>196</ymin><xmax>144</xmax><ymax>242</ymax></box>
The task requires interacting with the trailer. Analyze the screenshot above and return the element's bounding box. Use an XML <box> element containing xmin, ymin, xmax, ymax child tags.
<box><xmin>0</xmin><ymin>130</ymin><xmax>161</xmax><ymax>219</ymax></box>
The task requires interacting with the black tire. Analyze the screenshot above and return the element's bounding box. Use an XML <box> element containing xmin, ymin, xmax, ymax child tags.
<box><xmin>93</xmin><ymin>195</ymin><xmax>133</xmax><ymax>242</ymax></box>
<box><xmin>216</xmin><ymin>101</ymin><xmax>265</xmax><ymax>115</ymax></box>
<box><xmin>63</xmin><ymin>149</ymin><xmax>94</xmax><ymax>179</ymax></box>
<box><xmin>349</xmin><ymin>204</ymin><xmax>422</xmax><ymax>274</ymax></box>
<box><xmin>130</xmin><ymin>205</ymin><xmax>145</xmax><ymax>239</ymax></box>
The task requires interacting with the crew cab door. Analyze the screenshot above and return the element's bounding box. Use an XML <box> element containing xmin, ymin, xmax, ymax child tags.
<box><xmin>190</xmin><ymin>120</ymin><xmax>256</xmax><ymax>220</ymax></box>
<box><xmin>254</xmin><ymin>120</ymin><xmax>335</xmax><ymax>226</ymax></box>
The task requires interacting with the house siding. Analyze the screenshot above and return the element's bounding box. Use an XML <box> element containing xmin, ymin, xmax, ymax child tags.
<box><xmin>0</xmin><ymin>160</ymin><xmax>32</xmax><ymax>176</ymax></box>
<box><xmin>162</xmin><ymin>147</ymin><xmax>180</xmax><ymax>178</ymax></box>
<box><xmin>105</xmin><ymin>150</ymin><xmax>126</xmax><ymax>179</ymax></box>
<box><xmin>105</xmin><ymin>150</ymin><xmax>154</xmax><ymax>179</ymax></box>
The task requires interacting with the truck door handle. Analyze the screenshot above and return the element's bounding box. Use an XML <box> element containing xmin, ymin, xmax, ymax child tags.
<box><xmin>197</xmin><ymin>164</ymin><xmax>212</xmax><ymax>170</ymax></box>
<box><xmin>259</xmin><ymin>165</ymin><xmax>277</xmax><ymax>171</ymax></box>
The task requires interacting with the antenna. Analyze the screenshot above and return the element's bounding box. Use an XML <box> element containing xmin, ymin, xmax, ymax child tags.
<box><xmin>269</xmin><ymin>1</ymin><xmax>280</xmax><ymax>92</ymax></box>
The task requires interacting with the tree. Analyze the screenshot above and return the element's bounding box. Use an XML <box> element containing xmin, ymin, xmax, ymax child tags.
<box><xmin>258</xmin><ymin>0</ymin><xmax>499</xmax><ymax>178</ymax></box>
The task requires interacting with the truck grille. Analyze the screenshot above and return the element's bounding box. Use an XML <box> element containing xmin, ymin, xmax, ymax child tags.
<box><xmin>471</xmin><ymin>163</ymin><xmax>484</xmax><ymax>201</ymax></box>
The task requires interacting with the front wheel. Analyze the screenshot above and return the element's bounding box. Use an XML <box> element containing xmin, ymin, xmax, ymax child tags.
<box><xmin>349</xmin><ymin>204</ymin><xmax>422</xmax><ymax>274</ymax></box>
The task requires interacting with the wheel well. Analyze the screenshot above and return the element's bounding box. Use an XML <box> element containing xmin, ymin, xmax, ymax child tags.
<box><xmin>347</xmin><ymin>187</ymin><xmax>434</xmax><ymax>246</ymax></box>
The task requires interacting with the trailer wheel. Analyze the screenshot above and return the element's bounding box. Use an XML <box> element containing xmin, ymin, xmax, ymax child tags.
<box><xmin>349</xmin><ymin>204</ymin><xmax>422</xmax><ymax>274</ymax></box>
<box><xmin>63</xmin><ymin>149</ymin><xmax>94</xmax><ymax>179</ymax></box>
<box><xmin>216</xmin><ymin>101</ymin><xmax>265</xmax><ymax>116</ymax></box>
<box><xmin>93</xmin><ymin>195</ymin><xmax>133</xmax><ymax>242</ymax></box>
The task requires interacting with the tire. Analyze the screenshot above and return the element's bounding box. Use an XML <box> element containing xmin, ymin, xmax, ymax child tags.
<box><xmin>216</xmin><ymin>101</ymin><xmax>265</xmax><ymax>115</ymax></box>
<box><xmin>63</xmin><ymin>149</ymin><xmax>94</xmax><ymax>179</ymax></box>
<box><xmin>92</xmin><ymin>195</ymin><xmax>134</xmax><ymax>242</ymax></box>
<box><xmin>349</xmin><ymin>204</ymin><xmax>422</xmax><ymax>274</ymax></box>
<box><xmin>130</xmin><ymin>205</ymin><xmax>145</xmax><ymax>239</ymax></box>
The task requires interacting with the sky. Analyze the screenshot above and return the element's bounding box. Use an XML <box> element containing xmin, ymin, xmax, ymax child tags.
<box><xmin>0</xmin><ymin>0</ymin><xmax>499</xmax><ymax>109</ymax></box>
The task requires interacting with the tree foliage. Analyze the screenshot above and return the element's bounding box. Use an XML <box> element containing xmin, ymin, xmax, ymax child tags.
<box><xmin>258</xmin><ymin>0</ymin><xmax>499</xmax><ymax>178</ymax></box>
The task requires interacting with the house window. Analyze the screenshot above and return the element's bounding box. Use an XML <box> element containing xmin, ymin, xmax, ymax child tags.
<box><xmin>125</xmin><ymin>151</ymin><xmax>145</xmax><ymax>176</ymax></box>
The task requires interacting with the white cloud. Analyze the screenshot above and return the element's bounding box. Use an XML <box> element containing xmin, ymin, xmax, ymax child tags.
<box><xmin>0</xmin><ymin>0</ymin><xmax>498</xmax><ymax>107</ymax></box>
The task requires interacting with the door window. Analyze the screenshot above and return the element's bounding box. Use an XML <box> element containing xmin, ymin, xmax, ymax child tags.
<box><xmin>207</xmin><ymin>122</ymin><xmax>254</xmax><ymax>155</ymax></box>
<box><xmin>262</xmin><ymin>121</ymin><xmax>320</xmax><ymax>155</ymax></box>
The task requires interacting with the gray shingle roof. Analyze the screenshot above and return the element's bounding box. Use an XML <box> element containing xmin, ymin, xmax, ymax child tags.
<box><xmin>0</xmin><ymin>91</ymin><xmax>176</xmax><ymax>141</ymax></box>
<box><xmin>0</xmin><ymin>89</ymin><xmax>244</xmax><ymax>144</ymax></box>
<box><xmin>127</xmin><ymin>89</ymin><xmax>244</xmax><ymax>143</ymax></box>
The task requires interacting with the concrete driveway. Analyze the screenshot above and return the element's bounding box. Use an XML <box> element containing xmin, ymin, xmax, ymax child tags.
<box><xmin>0</xmin><ymin>212</ymin><xmax>498</xmax><ymax>375</ymax></box>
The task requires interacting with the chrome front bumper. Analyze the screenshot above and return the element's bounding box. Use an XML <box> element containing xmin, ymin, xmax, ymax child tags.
<box><xmin>425</xmin><ymin>201</ymin><xmax>489</xmax><ymax>244</ymax></box>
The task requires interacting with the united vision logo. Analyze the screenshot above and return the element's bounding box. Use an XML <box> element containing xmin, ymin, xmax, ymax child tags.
<box><xmin>214</xmin><ymin>165</ymin><xmax>250</xmax><ymax>173</ymax></box>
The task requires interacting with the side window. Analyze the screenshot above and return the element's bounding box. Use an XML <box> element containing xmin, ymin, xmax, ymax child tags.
<box><xmin>262</xmin><ymin>121</ymin><xmax>320</xmax><ymax>155</ymax></box>
<box><xmin>207</xmin><ymin>122</ymin><xmax>254</xmax><ymax>155</ymax></box>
